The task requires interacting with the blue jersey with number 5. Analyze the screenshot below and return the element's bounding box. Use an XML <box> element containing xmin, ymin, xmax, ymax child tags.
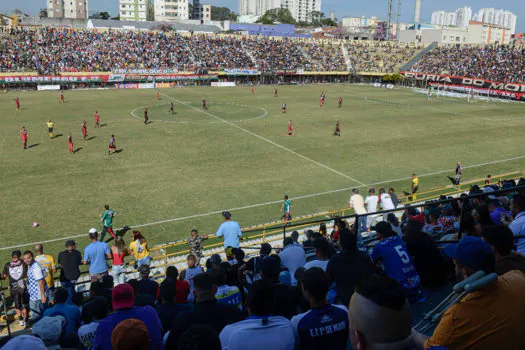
<box><xmin>370</xmin><ymin>236</ymin><xmax>420</xmax><ymax>291</ymax></box>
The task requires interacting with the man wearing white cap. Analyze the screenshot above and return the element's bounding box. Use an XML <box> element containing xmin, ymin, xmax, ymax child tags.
<box><xmin>83</xmin><ymin>228</ymin><xmax>112</xmax><ymax>282</ymax></box>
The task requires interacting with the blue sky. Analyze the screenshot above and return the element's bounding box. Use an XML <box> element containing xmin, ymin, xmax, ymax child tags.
<box><xmin>2</xmin><ymin>0</ymin><xmax>524</xmax><ymax>32</ymax></box>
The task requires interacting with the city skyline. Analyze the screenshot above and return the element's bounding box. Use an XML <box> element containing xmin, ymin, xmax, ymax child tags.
<box><xmin>1</xmin><ymin>0</ymin><xmax>524</xmax><ymax>32</ymax></box>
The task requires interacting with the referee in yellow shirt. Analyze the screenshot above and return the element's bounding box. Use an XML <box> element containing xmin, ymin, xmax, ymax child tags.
<box><xmin>411</xmin><ymin>173</ymin><xmax>419</xmax><ymax>201</ymax></box>
<box><xmin>46</xmin><ymin>120</ymin><xmax>55</xmax><ymax>139</ymax></box>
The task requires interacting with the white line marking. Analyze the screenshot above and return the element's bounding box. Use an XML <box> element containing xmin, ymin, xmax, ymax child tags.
<box><xmin>3</xmin><ymin>154</ymin><xmax>523</xmax><ymax>251</ymax></box>
<box><xmin>162</xmin><ymin>94</ymin><xmax>366</xmax><ymax>186</ymax></box>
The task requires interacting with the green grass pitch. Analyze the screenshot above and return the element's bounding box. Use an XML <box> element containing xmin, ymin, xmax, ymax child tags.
<box><xmin>0</xmin><ymin>84</ymin><xmax>524</xmax><ymax>262</ymax></box>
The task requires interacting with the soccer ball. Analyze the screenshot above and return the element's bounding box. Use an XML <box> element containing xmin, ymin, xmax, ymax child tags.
<box><xmin>32</xmin><ymin>222</ymin><xmax>39</xmax><ymax>227</ymax></box>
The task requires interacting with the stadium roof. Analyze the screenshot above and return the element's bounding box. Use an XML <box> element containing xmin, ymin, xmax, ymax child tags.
<box><xmin>87</xmin><ymin>19</ymin><xmax>221</xmax><ymax>33</ymax></box>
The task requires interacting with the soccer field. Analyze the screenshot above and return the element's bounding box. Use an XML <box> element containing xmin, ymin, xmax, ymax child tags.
<box><xmin>1</xmin><ymin>84</ymin><xmax>524</xmax><ymax>261</ymax></box>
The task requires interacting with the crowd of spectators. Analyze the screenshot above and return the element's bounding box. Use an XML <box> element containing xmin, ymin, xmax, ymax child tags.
<box><xmin>411</xmin><ymin>45</ymin><xmax>525</xmax><ymax>84</ymax></box>
<box><xmin>1</xmin><ymin>180</ymin><xmax>525</xmax><ymax>349</ymax></box>
<box><xmin>346</xmin><ymin>42</ymin><xmax>421</xmax><ymax>73</ymax></box>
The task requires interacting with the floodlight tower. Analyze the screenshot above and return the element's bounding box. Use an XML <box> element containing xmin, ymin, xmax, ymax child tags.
<box><xmin>386</xmin><ymin>0</ymin><xmax>393</xmax><ymax>40</ymax></box>
<box><xmin>415</xmin><ymin>0</ymin><xmax>421</xmax><ymax>23</ymax></box>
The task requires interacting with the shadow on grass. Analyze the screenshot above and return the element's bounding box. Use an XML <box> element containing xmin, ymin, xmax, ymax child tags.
<box><xmin>27</xmin><ymin>143</ymin><xmax>40</xmax><ymax>149</ymax></box>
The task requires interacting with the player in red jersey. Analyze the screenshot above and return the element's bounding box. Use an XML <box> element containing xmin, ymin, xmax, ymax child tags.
<box><xmin>94</xmin><ymin>111</ymin><xmax>100</xmax><ymax>128</ymax></box>
<box><xmin>169</xmin><ymin>101</ymin><xmax>175</xmax><ymax>114</ymax></box>
<box><xmin>251</xmin><ymin>86</ymin><xmax>255</xmax><ymax>95</ymax></box>
<box><xmin>334</xmin><ymin>121</ymin><xmax>341</xmax><ymax>136</ymax></box>
<box><xmin>202</xmin><ymin>98</ymin><xmax>207</xmax><ymax>109</ymax></box>
<box><xmin>144</xmin><ymin>108</ymin><xmax>149</xmax><ymax>125</ymax></box>
<box><xmin>82</xmin><ymin>121</ymin><xmax>88</xmax><ymax>141</ymax></box>
<box><xmin>274</xmin><ymin>88</ymin><xmax>278</xmax><ymax>97</ymax></box>
<box><xmin>20</xmin><ymin>126</ymin><xmax>28</xmax><ymax>149</ymax></box>
<box><xmin>338</xmin><ymin>96</ymin><xmax>343</xmax><ymax>108</ymax></box>
<box><xmin>282</xmin><ymin>103</ymin><xmax>287</xmax><ymax>113</ymax></box>
<box><xmin>68</xmin><ymin>133</ymin><xmax>74</xmax><ymax>153</ymax></box>
<box><xmin>15</xmin><ymin>97</ymin><xmax>20</xmax><ymax>110</ymax></box>
<box><xmin>60</xmin><ymin>93</ymin><xmax>65</xmax><ymax>103</ymax></box>
<box><xmin>156</xmin><ymin>90</ymin><xmax>160</xmax><ymax>100</ymax></box>
<box><xmin>287</xmin><ymin>120</ymin><xmax>294</xmax><ymax>136</ymax></box>
<box><xmin>108</xmin><ymin>135</ymin><xmax>117</xmax><ymax>155</ymax></box>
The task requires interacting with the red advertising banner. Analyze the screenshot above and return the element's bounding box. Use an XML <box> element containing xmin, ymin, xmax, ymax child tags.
<box><xmin>0</xmin><ymin>75</ymin><xmax>109</xmax><ymax>83</ymax></box>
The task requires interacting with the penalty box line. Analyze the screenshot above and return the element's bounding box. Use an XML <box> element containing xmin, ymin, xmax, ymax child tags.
<box><xmin>162</xmin><ymin>93</ymin><xmax>366</xmax><ymax>186</ymax></box>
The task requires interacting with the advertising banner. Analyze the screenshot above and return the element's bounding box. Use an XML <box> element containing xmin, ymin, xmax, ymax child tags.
<box><xmin>115</xmin><ymin>83</ymin><xmax>139</xmax><ymax>89</ymax></box>
<box><xmin>37</xmin><ymin>85</ymin><xmax>61</xmax><ymax>91</ymax></box>
<box><xmin>112</xmin><ymin>68</ymin><xmax>178</xmax><ymax>75</ymax></box>
<box><xmin>211</xmin><ymin>82</ymin><xmax>236</xmax><ymax>87</ymax></box>
<box><xmin>0</xmin><ymin>75</ymin><xmax>109</xmax><ymax>84</ymax></box>
<box><xmin>224</xmin><ymin>69</ymin><xmax>259</xmax><ymax>75</ymax></box>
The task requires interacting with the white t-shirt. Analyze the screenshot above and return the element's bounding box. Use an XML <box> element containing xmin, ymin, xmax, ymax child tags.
<box><xmin>78</xmin><ymin>321</ymin><xmax>98</xmax><ymax>349</ymax></box>
<box><xmin>349</xmin><ymin>194</ymin><xmax>367</xmax><ymax>215</ymax></box>
<box><xmin>379</xmin><ymin>194</ymin><xmax>395</xmax><ymax>211</ymax></box>
<box><xmin>279</xmin><ymin>245</ymin><xmax>306</xmax><ymax>287</ymax></box>
<box><xmin>303</xmin><ymin>259</ymin><xmax>329</xmax><ymax>271</ymax></box>
<box><xmin>365</xmin><ymin>195</ymin><xmax>379</xmax><ymax>214</ymax></box>
<box><xmin>220</xmin><ymin>316</ymin><xmax>295</xmax><ymax>350</ymax></box>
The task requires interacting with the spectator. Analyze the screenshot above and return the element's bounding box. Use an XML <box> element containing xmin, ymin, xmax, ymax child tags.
<box><xmin>187</xmin><ymin>229</ymin><xmax>208</xmax><ymax>265</ymax></box>
<box><xmin>370</xmin><ymin>222</ymin><xmax>424</xmax><ymax>302</ymax></box>
<box><xmin>291</xmin><ymin>268</ymin><xmax>348</xmax><ymax>350</ymax></box>
<box><xmin>386</xmin><ymin>213</ymin><xmax>403</xmax><ymax>237</ymax></box>
<box><xmin>326</xmin><ymin>227</ymin><xmax>376</xmax><ymax>306</ymax></box>
<box><xmin>177</xmin><ymin>325</ymin><xmax>221</xmax><ymax>350</ymax></box>
<box><xmin>130</xmin><ymin>230</ymin><xmax>151</xmax><ymax>268</ymax></box>
<box><xmin>111</xmin><ymin>236</ymin><xmax>130</xmax><ymax>286</ymax></box>
<box><xmin>290</xmin><ymin>231</ymin><xmax>301</xmax><ymax>246</ymax></box>
<box><xmin>83</xmin><ymin>228</ymin><xmax>112</xmax><ymax>282</ymax></box>
<box><xmin>166</xmin><ymin>273</ymin><xmax>245</xmax><ymax>348</ymax></box>
<box><xmin>421</xmin><ymin>211</ymin><xmax>444</xmax><ymax>238</ymax></box>
<box><xmin>215</xmin><ymin>211</ymin><xmax>243</xmax><ymax>250</ymax></box>
<box><xmin>365</xmin><ymin>188</ymin><xmax>379</xmax><ymax>228</ymax></box>
<box><xmin>93</xmin><ymin>283</ymin><xmax>162</xmax><ymax>350</ymax></box>
<box><xmin>303</xmin><ymin>238</ymin><xmax>331</xmax><ymax>271</ymax></box>
<box><xmin>220</xmin><ymin>280</ymin><xmax>295</xmax><ymax>350</ymax></box>
<box><xmin>128</xmin><ymin>278</ymin><xmax>155</xmax><ymax>307</ymax></box>
<box><xmin>57</xmin><ymin>240</ymin><xmax>82</xmax><ymax>304</ymax></box>
<box><xmin>229</xmin><ymin>248</ymin><xmax>245</xmax><ymax>290</ymax></box>
<box><xmin>34</xmin><ymin>243</ymin><xmax>57</xmax><ymax>302</ymax></box>
<box><xmin>1</xmin><ymin>334</ymin><xmax>47</xmax><ymax>350</ymax></box>
<box><xmin>279</xmin><ymin>237</ymin><xmax>306</xmax><ymax>286</ymax></box>
<box><xmin>207</xmin><ymin>254</ymin><xmax>223</xmax><ymax>272</ymax></box>
<box><xmin>260</xmin><ymin>255</ymin><xmax>297</xmax><ymax>320</ymax></box>
<box><xmin>78</xmin><ymin>298</ymin><xmax>109</xmax><ymax>350</ymax></box>
<box><xmin>43</xmin><ymin>287</ymin><xmax>80</xmax><ymax>345</ymax></box>
<box><xmin>482</xmin><ymin>224</ymin><xmax>525</xmax><ymax>275</ymax></box>
<box><xmin>213</xmin><ymin>268</ymin><xmax>242</xmax><ymax>309</ymax></box>
<box><xmin>111</xmin><ymin>319</ymin><xmax>150</xmax><ymax>350</ymax></box>
<box><xmin>319</xmin><ymin>224</ymin><xmax>328</xmax><ymax>239</ymax></box>
<box><xmin>23</xmin><ymin>250</ymin><xmax>47</xmax><ymax>323</ymax></box>
<box><xmin>179</xmin><ymin>255</ymin><xmax>204</xmax><ymax>303</ymax></box>
<box><xmin>138</xmin><ymin>265</ymin><xmax>160</xmax><ymax>301</ymax></box>
<box><xmin>348</xmin><ymin>275</ymin><xmax>414</xmax><ymax>349</ymax></box>
<box><xmin>488</xmin><ymin>200</ymin><xmax>512</xmax><ymax>225</ymax></box>
<box><xmin>155</xmin><ymin>279</ymin><xmax>192</xmax><ymax>333</ymax></box>
<box><xmin>378</xmin><ymin>188</ymin><xmax>395</xmax><ymax>216</ymax></box>
<box><xmin>414</xmin><ymin>236</ymin><xmax>525</xmax><ymax>349</ymax></box>
<box><xmin>164</xmin><ymin>266</ymin><xmax>190</xmax><ymax>304</ymax></box>
<box><xmin>81</xmin><ymin>281</ymin><xmax>111</xmax><ymax>324</ymax></box>
<box><xmin>349</xmin><ymin>188</ymin><xmax>367</xmax><ymax>238</ymax></box>
<box><xmin>3</xmin><ymin>250</ymin><xmax>28</xmax><ymax>327</ymax></box>
<box><xmin>504</xmin><ymin>194</ymin><xmax>525</xmax><ymax>254</ymax></box>
<box><xmin>238</xmin><ymin>243</ymin><xmax>272</xmax><ymax>283</ymax></box>
<box><xmin>388</xmin><ymin>188</ymin><xmax>399</xmax><ymax>208</ymax></box>
<box><xmin>404</xmin><ymin>220</ymin><xmax>449</xmax><ymax>287</ymax></box>
<box><xmin>32</xmin><ymin>315</ymin><xmax>65</xmax><ymax>349</ymax></box>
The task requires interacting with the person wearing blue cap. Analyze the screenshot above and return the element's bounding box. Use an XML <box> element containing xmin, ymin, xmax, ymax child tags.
<box><xmin>215</xmin><ymin>211</ymin><xmax>243</xmax><ymax>250</ymax></box>
<box><xmin>413</xmin><ymin>235</ymin><xmax>525</xmax><ymax>349</ymax></box>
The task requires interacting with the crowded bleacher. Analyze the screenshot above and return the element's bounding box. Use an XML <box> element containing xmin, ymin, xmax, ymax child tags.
<box><xmin>346</xmin><ymin>41</ymin><xmax>422</xmax><ymax>73</ymax></box>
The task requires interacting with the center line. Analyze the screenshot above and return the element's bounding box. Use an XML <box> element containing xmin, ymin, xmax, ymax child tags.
<box><xmin>163</xmin><ymin>94</ymin><xmax>366</xmax><ymax>186</ymax></box>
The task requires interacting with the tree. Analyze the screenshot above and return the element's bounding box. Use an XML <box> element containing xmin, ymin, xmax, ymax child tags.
<box><xmin>211</xmin><ymin>6</ymin><xmax>237</xmax><ymax>21</ymax></box>
<box><xmin>38</xmin><ymin>8</ymin><xmax>48</xmax><ymax>18</ymax></box>
<box><xmin>321</xmin><ymin>18</ymin><xmax>337</xmax><ymax>27</ymax></box>
<box><xmin>89</xmin><ymin>11</ymin><xmax>111</xmax><ymax>19</ymax></box>
<box><xmin>256</xmin><ymin>8</ymin><xmax>295</xmax><ymax>25</ymax></box>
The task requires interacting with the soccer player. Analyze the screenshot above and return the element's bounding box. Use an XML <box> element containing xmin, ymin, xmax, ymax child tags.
<box><xmin>334</xmin><ymin>120</ymin><xmax>341</xmax><ymax>136</ymax></box>
<box><xmin>156</xmin><ymin>90</ymin><xmax>160</xmax><ymax>100</ymax></box>
<box><xmin>274</xmin><ymin>88</ymin><xmax>278</xmax><ymax>97</ymax></box>
<box><xmin>338</xmin><ymin>96</ymin><xmax>343</xmax><ymax>108</ymax></box>
<box><xmin>251</xmin><ymin>86</ymin><xmax>255</xmax><ymax>95</ymax></box>
<box><xmin>94</xmin><ymin>111</ymin><xmax>100</xmax><ymax>128</ymax></box>
<box><xmin>46</xmin><ymin>120</ymin><xmax>55</xmax><ymax>139</ymax></box>
<box><xmin>282</xmin><ymin>103</ymin><xmax>287</xmax><ymax>113</ymax></box>
<box><xmin>287</xmin><ymin>120</ymin><xmax>294</xmax><ymax>136</ymax></box>
<box><xmin>447</xmin><ymin>161</ymin><xmax>463</xmax><ymax>186</ymax></box>
<box><xmin>68</xmin><ymin>133</ymin><xmax>74</xmax><ymax>153</ymax></box>
<box><xmin>108</xmin><ymin>135</ymin><xmax>117</xmax><ymax>155</ymax></box>
<box><xmin>202</xmin><ymin>98</ymin><xmax>207</xmax><ymax>109</ymax></box>
<box><xmin>82</xmin><ymin>121</ymin><xmax>88</xmax><ymax>141</ymax></box>
<box><xmin>20</xmin><ymin>126</ymin><xmax>28</xmax><ymax>149</ymax></box>
<box><xmin>169</xmin><ymin>101</ymin><xmax>175</xmax><ymax>114</ymax></box>
<box><xmin>280</xmin><ymin>194</ymin><xmax>292</xmax><ymax>224</ymax></box>
<box><xmin>144</xmin><ymin>108</ymin><xmax>149</xmax><ymax>125</ymax></box>
<box><xmin>320</xmin><ymin>92</ymin><xmax>325</xmax><ymax>107</ymax></box>
<box><xmin>15</xmin><ymin>97</ymin><xmax>20</xmax><ymax>110</ymax></box>
<box><xmin>100</xmin><ymin>204</ymin><xmax>116</xmax><ymax>241</ymax></box>
<box><xmin>60</xmin><ymin>92</ymin><xmax>65</xmax><ymax>103</ymax></box>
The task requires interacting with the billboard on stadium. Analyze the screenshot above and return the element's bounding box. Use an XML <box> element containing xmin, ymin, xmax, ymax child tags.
<box><xmin>37</xmin><ymin>85</ymin><xmax>61</xmax><ymax>91</ymax></box>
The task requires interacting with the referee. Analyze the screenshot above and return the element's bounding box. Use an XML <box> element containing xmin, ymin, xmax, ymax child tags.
<box><xmin>447</xmin><ymin>161</ymin><xmax>463</xmax><ymax>185</ymax></box>
<box><xmin>411</xmin><ymin>173</ymin><xmax>419</xmax><ymax>201</ymax></box>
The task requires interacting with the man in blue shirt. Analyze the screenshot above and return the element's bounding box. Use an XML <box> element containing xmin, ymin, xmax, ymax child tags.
<box><xmin>215</xmin><ymin>211</ymin><xmax>243</xmax><ymax>250</ymax></box>
<box><xmin>370</xmin><ymin>222</ymin><xmax>424</xmax><ymax>302</ymax></box>
<box><xmin>291</xmin><ymin>267</ymin><xmax>349</xmax><ymax>350</ymax></box>
<box><xmin>93</xmin><ymin>283</ymin><xmax>162</xmax><ymax>350</ymax></box>
<box><xmin>43</xmin><ymin>287</ymin><xmax>80</xmax><ymax>347</ymax></box>
<box><xmin>84</xmin><ymin>229</ymin><xmax>112</xmax><ymax>283</ymax></box>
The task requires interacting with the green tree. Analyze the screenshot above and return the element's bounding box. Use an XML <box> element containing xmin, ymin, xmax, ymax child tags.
<box><xmin>90</xmin><ymin>11</ymin><xmax>111</xmax><ymax>20</ymax></box>
<box><xmin>257</xmin><ymin>8</ymin><xmax>295</xmax><ymax>24</ymax></box>
<box><xmin>321</xmin><ymin>18</ymin><xmax>337</xmax><ymax>27</ymax></box>
<box><xmin>211</xmin><ymin>6</ymin><xmax>237</xmax><ymax>21</ymax></box>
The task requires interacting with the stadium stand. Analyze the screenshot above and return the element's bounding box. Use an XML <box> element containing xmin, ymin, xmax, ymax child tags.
<box><xmin>346</xmin><ymin>41</ymin><xmax>424</xmax><ymax>73</ymax></box>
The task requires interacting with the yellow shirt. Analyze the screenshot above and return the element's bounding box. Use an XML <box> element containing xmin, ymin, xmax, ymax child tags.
<box><xmin>412</xmin><ymin>177</ymin><xmax>419</xmax><ymax>189</ymax></box>
<box><xmin>46</xmin><ymin>122</ymin><xmax>54</xmax><ymax>129</ymax></box>
<box><xmin>425</xmin><ymin>270</ymin><xmax>525</xmax><ymax>349</ymax></box>
<box><xmin>130</xmin><ymin>240</ymin><xmax>150</xmax><ymax>260</ymax></box>
<box><xmin>35</xmin><ymin>254</ymin><xmax>56</xmax><ymax>288</ymax></box>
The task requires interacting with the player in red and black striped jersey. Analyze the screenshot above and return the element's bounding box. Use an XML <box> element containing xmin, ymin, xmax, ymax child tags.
<box><xmin>82</xmin><ymin>121</ymin><xmax>88</xmax><ymax>141</ymax></box>
<box><xmin>287</xmin><ymin>120</ymin><xmax>294</xmax><ymax>136</ymax></box>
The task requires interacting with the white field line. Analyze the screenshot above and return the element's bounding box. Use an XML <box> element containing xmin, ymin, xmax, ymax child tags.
<box><xmin>162</xmin><ymin>94</ymin><xmax>366</xmax><ymax>186</ymax></box>
<box><xmin>3</xmin><ymin>154</ymin><xmax>524</xmax><ymax>251</ymax></box>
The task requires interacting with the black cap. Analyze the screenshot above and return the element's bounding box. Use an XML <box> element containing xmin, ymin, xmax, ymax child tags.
<box><xmin>65</xmin><ymin>240</ymin><xmax>76</xmax><ymax>247</ymax></box>
<box><xmin>11</xmin><ymin>250</ymin><xmax>21</xmax><ymax>258</ymax></box>
<box><xmin>222</xmin><ymin>211</ymin><xmax>231</xmax><ymax>219</ymax></box>
<box><xmin>138</xmin><ymin>265</ymin><xmax>150</xmax><ymax>275</ymax></box>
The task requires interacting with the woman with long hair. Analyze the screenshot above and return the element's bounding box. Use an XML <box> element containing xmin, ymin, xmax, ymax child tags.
<box><xmin>130</xmin><ymin>230</ymin><xmax>151</xmax><ymax>268</ymax></box>
<box><xmin>111</xmin><ymin>236</ymin><xmax>130</xmax><ymax>285</ymax></box>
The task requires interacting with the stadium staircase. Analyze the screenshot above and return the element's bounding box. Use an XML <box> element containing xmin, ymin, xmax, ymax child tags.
<box><xmin>400</xmin><ymin>42</ymin><xmax>438</xmax><ymax>72</ymax></box>
<box><xmin>242</xmin><ymin>43</ymin><xmax>258</xmax><ymax>68</ymax></box>
<box><xmin>341</xmin><ymin>43</ymin><xmax>353</xmax><ymax>73</ymax></box>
